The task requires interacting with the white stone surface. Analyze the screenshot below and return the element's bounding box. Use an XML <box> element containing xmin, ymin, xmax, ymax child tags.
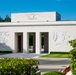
<box><xmin>11</xmin><ymin>12</ymin><xmax>61</xmax><ymax>22</ymax></box>
<box><xmin>36</xmin><ymin>32</ymin><xmax>41</xmax><ymax>54</ymax></box>
<box><xmin>0</xmin><ymin>12</ymin><xmax>76</xmax><ymax>54</ymax></box>
<box><xmin>0</xmin><ymin>22</ymin><xmax>76</xmax><ymax>53</ymax></box>
<box><xmin>66</xmin><ymin>71</ymin><xmax>72</xmax><ymax>75</ymax></box>
<box><xmin>23</xmin><ymin>32</ymin><xmax>29</xmax><ymax>53</ymax></box>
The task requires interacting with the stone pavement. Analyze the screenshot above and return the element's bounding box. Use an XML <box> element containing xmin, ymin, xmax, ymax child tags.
<box><xmin>0</xmin><ymin>53</ymin><xmax>46</xmax><ymax>58</ymax></box>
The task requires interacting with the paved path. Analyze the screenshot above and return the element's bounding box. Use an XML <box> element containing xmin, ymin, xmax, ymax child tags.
<box><xmin>0</xmin><ymin>53</ymin><xmax>46</xmax><ymax>58</ymax></box>
<box><xmin>38</xmin><ymin>58</ymin><xmax>71</xmax><ymax>74</ymax></box>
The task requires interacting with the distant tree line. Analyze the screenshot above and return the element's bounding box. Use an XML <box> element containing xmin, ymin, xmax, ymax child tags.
<box><xmin>0</xmin><ymin>15</ymin><xmax>11</xmax><ymax>22</ymax></box>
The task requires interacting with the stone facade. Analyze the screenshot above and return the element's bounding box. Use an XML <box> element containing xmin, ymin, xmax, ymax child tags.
<box><xmin>0</xmin><ymin>12</ymin><xmax>75</xmax><ymax>54</ymax></box>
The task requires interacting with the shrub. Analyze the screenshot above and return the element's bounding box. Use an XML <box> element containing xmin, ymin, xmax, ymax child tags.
<box><xmin>69</xmin><ymin>39</ymin><xmax>76</xmax><ymax>75</ymax></box>
<box><xmin>0</xmin><ymin>58</ymin><xmax>40</xmax><ymax>75</ymax></box>
<box><xmin>42</xmin><ymin>71</ymin><xmax>65</xmax><ymax>75</ymax></box>
<box><xmin>70</xmin><ymin>48</ymin><xmax>76</xmax><ymax>75</ymax></box>
<box><xmin>69</xmin><ymin>39</ymin><xmax>76</xmax><ymax>48</ymax></box>
<box><xmin>70</xmin><ymin>48</ymin><xmax>76</xmax><ymax>59</ymax></box>
<box><xmin>70</xmin><ymin>60</ymin><xmax>76</xmax><ymax>75</ymax></box>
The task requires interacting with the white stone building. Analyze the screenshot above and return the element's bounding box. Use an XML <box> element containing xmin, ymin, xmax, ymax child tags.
<box><xmin>0</xmin><ymin>12</ymin><xmax>76</xmax><ymax>54</ymax></box>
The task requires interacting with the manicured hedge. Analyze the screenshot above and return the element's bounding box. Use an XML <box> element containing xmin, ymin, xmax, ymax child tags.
<box><xmin>0</xmin><ymin>58</ymin><xmax>40</xmax><ymax>75</ymax></box>
<box><xmin>42</xmin><ymin>71</ymin><xmax>65</xmax><ymax>75</ymax></box>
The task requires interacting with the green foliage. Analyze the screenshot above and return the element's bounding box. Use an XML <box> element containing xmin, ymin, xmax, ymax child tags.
<box><xmin>70</xmin><ymin>60</ymin><xmax>76</xmax><ymax>75</ymax></box>
<box><xmin>0</xmin><ymin>51</ymin><xmax>12</xmax><ymax>53</ymax></box>
<box><xmin>69</xmin><ymin>39</ymin><xmax>76</xmax><ymax>75</ymax></box>
<box><xmin>4</xmin><ymin>15</ymin><xmax>11</xmax><ymax>22</ymax></box>
<box><xmin>0</xmin><ymin>51</ymin><xmax>12</xmax><ymax>55</ymax></box>
<box><xmin>42</xmin><ymin>71</ymin><xmax>65</xmax><ymax>75</ymax></box>
<box><xmin>41</xmin><ymin>52</ymin><xmax>70</xmax><ymax>58</ymax></box>
<box><xmin>69</xmin><ymin>39</ymin><xmax>76</xmax><ymax>48</ymax></box>
<box><xmin>0</xmin><ymin>58</ymin><xmax>40</xmax><ymax>75</ymax></box>
<box><xmin>70</xmin><ymin>48</ymin><xmax>76</xmax><ymax>75</ymax></box>
<box><xmin>29</xmin><ymin>33</ymin><xmax>33</xmax><ymax>46</ymax></box>
<box><xmin>0</xmin><ymin>15</ymin><xmax>11</xmax><ymax>22</ymax></box>
<box><xmin>50</xmin><ymin>52</ymin><xmax>69</xmax><ymax>54</ymax></box>
<box><xmin>70</xmin><ymin>48</ymin><xmax>76</xmax><ymax>59</ymax></box>
<box><xmin>41</xmin><ymin>33</ymin><xmax>44</xmax><ymax>48</ymax></box>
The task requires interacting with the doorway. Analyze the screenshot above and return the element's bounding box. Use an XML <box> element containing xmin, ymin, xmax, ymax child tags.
<box><xmin>41</xmin><ymin>32</ymin><xmax>48</xmax><ymax>53</ymax></box>
<box><xmin>28</xmin><ymin>32</ymin><xmax>36</xmax><ymax>53</ymax></box>
<box><xmin>15</xmin><ymin>33</ymin><xmax>23</xmax><ymax>52</ymax></box>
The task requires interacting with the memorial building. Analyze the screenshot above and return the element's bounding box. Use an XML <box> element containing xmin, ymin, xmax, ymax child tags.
<box><xmin>0</xmin><ymin>12</ymin><xmax>76</xmax><ymax>54</ymax></box>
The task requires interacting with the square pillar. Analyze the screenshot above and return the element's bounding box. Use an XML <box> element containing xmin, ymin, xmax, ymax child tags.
<box><xmin>49</xmin><ymin>32</ymin><xmax>53</xmax><ymax>53</ymax></box>
<box><xmin>14</xmin><ymin>33</ymin><xmax>18</xmax><ymax>53</ymax></box>
<box><xmin>23</xmin><ymin>32</ymin><xmax>29</xmax><ymax>53</ymax></box>
<box><xmin>36</xmin><ymin>32</ymin><xmax>41</xmax><ymax>54</ymax></box>
<box><xmin>10</xmin><ymin>32</ymin><xmax>16</xmax><ymax>53</ymax></box>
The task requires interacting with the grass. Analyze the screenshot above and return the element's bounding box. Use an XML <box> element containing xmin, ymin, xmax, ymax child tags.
<box><xmin>0</xmin><ymin>53</ymin><xmax>12</xmax><ymax>55</ymax></box>
<box><xmin>0</xmin><ymin>53</ymin><xmax>8</xmax><ymax>55</ymax></box>
<box><xmin>0</xmin><ymin>51</ymin><xmax>12</xmax><ymax>55</ymax></box>
<box><xmin>40</xmin><ymin>52</ymin><xmax>71</xmax><ymax>58</ymax></box>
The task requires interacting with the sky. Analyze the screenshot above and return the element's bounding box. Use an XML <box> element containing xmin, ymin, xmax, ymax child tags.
<box><xmin>0</xmin><ymin>0</ymin><xmax>76</xmax><ymax>20</ymax></box>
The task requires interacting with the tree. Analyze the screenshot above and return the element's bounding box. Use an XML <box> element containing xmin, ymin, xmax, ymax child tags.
<box><xmin>4</xmin><ymin>15</ymin><xmax>11</xmax><ymax>22</ymax></box>
<box><xmin>29</xmin><ymin>33</ymin><xmax>33</xmax><ymax>46</ymax></box>
<box><xmin>41</xmin><ymin>33</ymin><xmax>44</xmax><ymax>48</ymax></box>
<box><xmin>69</xmin><ymin>39</ymin><xmax>76</xmax><ymax>48</ymax></box>
<box><xmin>0</xmin><ymin>16</ymin><xmax>3</xmax><ymax>22</ymax></box>
<box><xmin>69</xmin><ymin>39</ymin><xmax>76</xmax><ymax>75</ymax></box>
<box><xmin>69</xmin><ymin>39</ymin><xmax>76</xmax><ymax>59</ymax></box>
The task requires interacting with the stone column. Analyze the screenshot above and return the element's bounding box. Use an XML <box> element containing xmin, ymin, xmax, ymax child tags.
<box><xmin>11</xmin><ymin>32</ymin><xmax>16</xmax><ymax>53</ymax></box>
<box><xmin>14</xmin><ymin>33</ymin><xmax>18</xmax><ymax>53</ymax></box>
<box><xmin>49</xmin><ymin>32</ymin><xmax>52</xmax><ymax>53</ymax></box>
<box><xmin>36</xmin><ymin>32</ymin><xmax>41</xmax><ymax>54</ymax></box>
<box><xmin>23</xmin><ymin>32</ymin><xmax>29</xmax><ymax>53</ymax></box>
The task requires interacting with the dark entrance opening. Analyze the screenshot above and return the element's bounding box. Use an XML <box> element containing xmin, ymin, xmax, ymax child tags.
<box><xmin>15</xmin><ymin>33</ymin><xmax>23</xmax><ymax>53</ymax></box>
<box><xmin>29</xmin><ymin>33</ymin><xmax>35</xmax><ymax>53</ymax></box>
<box><xmin>41</xmin><ymin>32</ymin><xmax>48</xmax><ymax>53</ymax></box>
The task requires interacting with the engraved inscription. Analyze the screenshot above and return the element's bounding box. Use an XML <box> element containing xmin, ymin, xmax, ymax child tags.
<box><xmin>53</xmin><ymin>32</ymin><xmax>71</xmax><ymax>45</ymax></box>
<box><xmin>0</xmin><ymin>31</ymin><xmax>9</xmax><ymax>44</ymax></box>
<box><xmin>28</xmin><ymin>14</ymin><xmax>38</xmax><ymax>20</ymax></box>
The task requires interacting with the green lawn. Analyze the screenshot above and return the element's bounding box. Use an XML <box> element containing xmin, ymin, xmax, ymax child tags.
<box><xmin>0</xmin><ymin>51</ymin><xmax>12</xmax><ymax>55</ymax></box>
<box><xmin>0</xmin><ymin>53</ymin><xmax>11</xmax><ymax>55</ymax></box>
<box><xmin>40</xmin><ymin>53</ymin><xmax>71</xmax><ymax>58</ymax></box>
